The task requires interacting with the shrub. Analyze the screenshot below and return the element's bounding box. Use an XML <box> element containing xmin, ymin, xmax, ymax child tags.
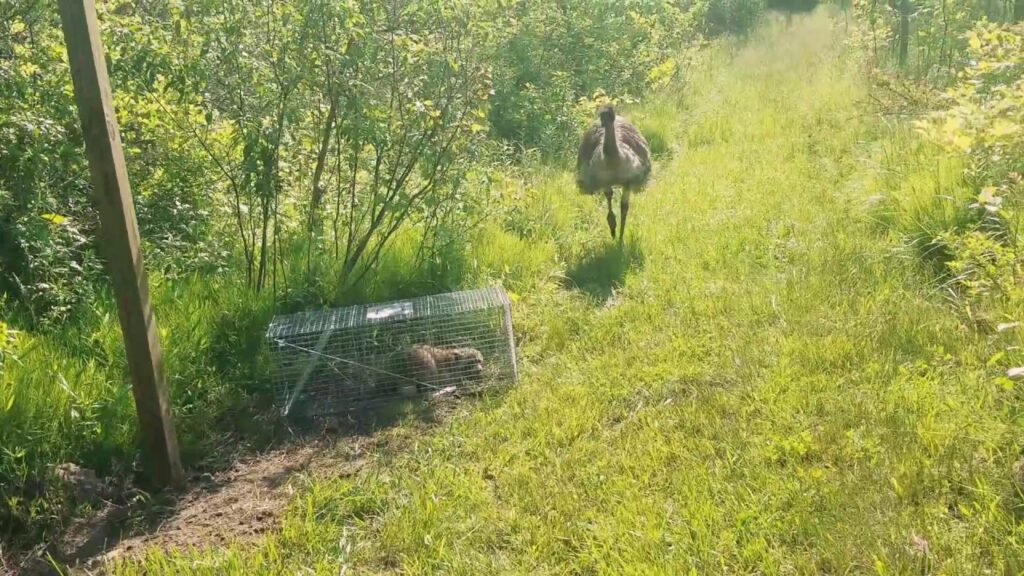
<box><xmin>484</xmin><ymin>0</ymin><xmax>696</xmax><ymax>157</ymax></box>
<box><xmin>700</xmin><ymin>0</ymin><xmax>767</xmax><ymax>36</ymax></box>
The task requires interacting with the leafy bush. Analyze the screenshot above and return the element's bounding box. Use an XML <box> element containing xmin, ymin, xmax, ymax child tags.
<box><xmin>852</xmin><ymin>0</ymin><xmax>1021</xmax><ymax>78</ymax></box>
<box><xmin>701</xmin><ymin>0</ymin><xmax>767</xmax><ymax>36</ymax></box>
<box><xmin>485</xmin><ymin>0</ymin><xmax>696</xmax><ymax>157</ymax></box>
<box><xmin>910</xmin><ymin>23</ymin><xmax>1024</xmax><ymax>306</ymax></box>
<box><xmin>1</xmin><ymin>5</ymin><xmax>94</xmax><ymax>325</ymax></box>
<box><xmin>0</xmin><ymin>1</ymin><xmax>222</xmax><ymax>323</ymax></box>
<box><xmin>918</xmin><ymin>24</ymin><xmax>1024</xmax><ymax>178</ymax></box>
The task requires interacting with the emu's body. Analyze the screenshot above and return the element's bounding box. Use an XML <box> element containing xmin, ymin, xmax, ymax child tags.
<box><xmin>576</xmin><ymin>105</ymin><xmax>651</xmax><ymax>239</ymax></box>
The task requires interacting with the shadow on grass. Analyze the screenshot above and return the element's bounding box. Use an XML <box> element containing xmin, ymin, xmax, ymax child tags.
<box><xmin>562</xmin><ymin>240</ymin><xmax>645</xmax><ymax>302</ymax></box>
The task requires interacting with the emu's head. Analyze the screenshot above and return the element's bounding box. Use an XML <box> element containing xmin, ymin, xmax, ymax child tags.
<box><xmin>597</xmin><ymin>104</ymin><xmax>616</xmax><ymax>127</ymax></box>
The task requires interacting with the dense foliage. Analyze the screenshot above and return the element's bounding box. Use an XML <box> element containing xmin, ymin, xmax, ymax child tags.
<box><xmin>916</xmin><ymin>23</ymin><xmax>1024</xmax><ymax>308</ymax></box>
<box><xmin>0</xmin><ymin>0</ymin><xmax>744</xmax><ymax>326</ymax></box>
<box><xmin>858</xmin><ymin>10</ymin><xmax>1024</xmax><ymax>555</ymax></box>
<box><xmin>854</xmin><ymin>0</ymin><xmax>1022</xmax><ymax>75</ymax></box>
<box><xmin>857</xmin><ymin>0</ymin><xmax>1024</xmax><ymax>319</ymax></box>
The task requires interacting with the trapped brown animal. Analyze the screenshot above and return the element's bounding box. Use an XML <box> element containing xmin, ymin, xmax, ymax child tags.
<box><xmin>404</xmin><ymin>344</ymin><xmax>485</xmax><ymax>394</ymax></box>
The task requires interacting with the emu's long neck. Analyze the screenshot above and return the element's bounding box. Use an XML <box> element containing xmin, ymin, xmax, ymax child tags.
<box><xmin>602</xmin><ymin>120</ymin><xmax>620</xmax><ymax>159</ymax></box>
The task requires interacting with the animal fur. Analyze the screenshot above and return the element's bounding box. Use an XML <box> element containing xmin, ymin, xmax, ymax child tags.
<box><xmin>576</xmin><ymin>104</ymin><xmax>651</xmax><ymax>239</ymax></box>
<box><xmin>394</xmin><ymin>344</ymin><xmax>485</xmax><ymax>395</ymax></box>
<box><xmin>576</xmin><ymin>108</ymin><xmax>651</xmax><ymax>194</ymax></box>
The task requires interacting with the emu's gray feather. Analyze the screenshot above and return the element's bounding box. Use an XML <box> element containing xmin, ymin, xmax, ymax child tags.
<box><xmin>575</xmin><ymin>116</ymin><xmax>652</xmax><ymax>195</ymax></box>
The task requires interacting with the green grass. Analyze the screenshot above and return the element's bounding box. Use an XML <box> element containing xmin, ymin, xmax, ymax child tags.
<box><xmin>95</xmin><ymin>14</ymin><xmax>1024</xmax><ymax>573</ymax></box>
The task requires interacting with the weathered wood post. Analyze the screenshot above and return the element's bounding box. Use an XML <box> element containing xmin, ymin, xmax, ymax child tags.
<box><xmin>57</xmin><ymin>0</ymin><xmax>184</xmax><ymax>488</ymax></box>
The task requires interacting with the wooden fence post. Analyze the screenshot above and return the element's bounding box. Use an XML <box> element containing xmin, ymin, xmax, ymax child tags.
<box><xmin>57</xmin><ymin>0</ymin><xmax>184</xmax><ymax>488</ymax></box>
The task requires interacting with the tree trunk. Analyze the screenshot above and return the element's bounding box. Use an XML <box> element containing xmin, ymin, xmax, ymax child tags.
<box><xmin>941</xmin><ymin>0</ymin><xmax>950</xmax><ymax>70</ymax></box>
<box><xmin>308</xmin><ymin>94</ymin><xmax>337</xmax><ymax>233</ymax></box>
<box><xmin>897</xmin><ymin>0</ymin><xmax>911</xmax><ymax>68</ymax></box>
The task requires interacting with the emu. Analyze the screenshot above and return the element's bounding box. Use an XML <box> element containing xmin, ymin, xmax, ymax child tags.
<box><xmin>576</xmin><ymin>104</ymin><xmax>651</xmax><ymax>240</ymax></box>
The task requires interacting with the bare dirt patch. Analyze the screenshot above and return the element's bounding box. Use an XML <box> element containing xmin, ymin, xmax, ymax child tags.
<box><xmin>5</xmin><ymin>399</ymin><xmax>457</xmax><ymax>575</ymax></box>
<box><xmin>8</xmin><ymin>430</ymin><xmax>373</xmax><ymax>575</ymax></box>
<box><xmin>97</xmin><ymin>436</ymin><xmax>368</xmax><ymax>566</ymax></box>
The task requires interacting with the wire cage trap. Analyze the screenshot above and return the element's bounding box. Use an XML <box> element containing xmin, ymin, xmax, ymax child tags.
<box><xmin>267</xmin><ymin>286</ymin><xmax>518</xmax><ymax>417</ymax></box>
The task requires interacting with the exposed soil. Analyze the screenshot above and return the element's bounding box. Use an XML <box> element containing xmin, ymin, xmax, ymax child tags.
<box><xmin>99</xmin><ymin>438</ymin><xmax>368</xmax><ymax>566</ymax></box>
<box><xmin>2</xmin><ymin>392</ymin><xmax>459</xmax><ymax>576</ymax></box>
<box><xmin>7</xmin><ymin>429</ymin><xmax>374</xmax><ymax>575</ymax></box>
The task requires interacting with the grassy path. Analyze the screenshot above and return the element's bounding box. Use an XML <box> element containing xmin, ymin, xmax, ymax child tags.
<box><xmin>124</xmin><ymin>15</ymin><xmax>1021</xmax><ymax>575</ymax></box>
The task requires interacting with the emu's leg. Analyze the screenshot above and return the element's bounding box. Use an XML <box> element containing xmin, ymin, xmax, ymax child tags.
<box><xmin>619</xmin><ymin>187</ymin><xmax>631</xmax><ymax>242</ymax></box>
<box><xmin>604</xmin><ymin>188</ymin><xmax>616</xmax><ymax>239</ymax></box>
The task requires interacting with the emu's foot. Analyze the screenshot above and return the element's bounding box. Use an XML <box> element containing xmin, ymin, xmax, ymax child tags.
<box><xmin>607</xmin><ymin>212</ymin><xmax>617</xmax><ymax>239</ymax></box>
